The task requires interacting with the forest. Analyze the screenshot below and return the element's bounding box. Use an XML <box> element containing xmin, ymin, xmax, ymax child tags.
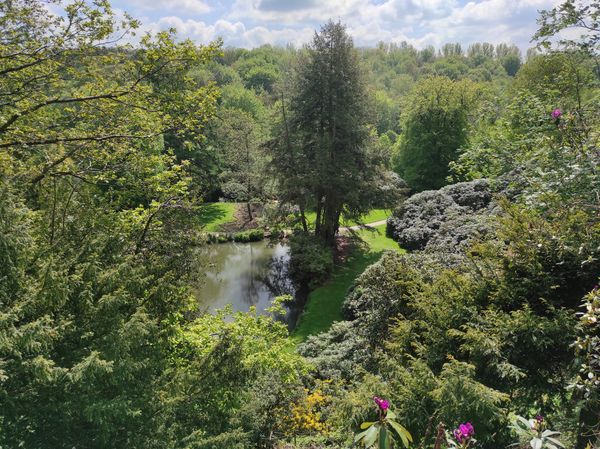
<box><xmin>0</xmin><ymin>0</ymin><xmax>599</xmax><ymax>448</ymax></box>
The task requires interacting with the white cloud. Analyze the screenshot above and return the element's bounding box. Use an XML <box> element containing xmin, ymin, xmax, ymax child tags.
<box><xmin>141</xmin><ymin>16</ymin><xmax>313</xmax><ymax>48</ymax></box>
<box><xmin>129</xmin><ymin>0</ymin><xmax>561</xmax><ymax>52</ymax></box>
<box><xmin>127</xmin><ymin>0</ymin><xmax>212</xmax><ymax>15</ymax></box>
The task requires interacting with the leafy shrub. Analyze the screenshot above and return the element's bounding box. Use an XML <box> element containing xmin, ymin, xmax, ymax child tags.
<box><xmin>341</xmin><ymin>251</ymin><xmax>441</xmax><ymax>342</ymax></box>
<box><xmin>299</xmin><ymin>321</ymin><xmax>371</xmax><ymax>380</ymax></box>
<box><xmin>355</xmin><ymin>397</ymin><xmax>412</xmax><ymax>448</ymax></box>
<box><xmin>232</xmin><ymin>229</ymin><xmax>265</xmax><ymax>243</ymax></box>
<box><xmin>302</xmin><ymin>188</ymin><xmax>598</xmax><ymax>448</ymax></box>
<box><xmin>510</xmin><ymin>415</ymin><xmax>565</xmax><ymax>449</ymax></box>
<box><xmin>221</xmin><ymin>180</ymin><xmax>249</xmax><ymax>202</ymax></box>
<box><xmin>231</xmin><ymin>372</ymin><xmax>304</xmax><ymax>447</ymax></box>
<box><xmin>288</xmin><ymin>232</ymin><xmax>333</xmax><ymax>289</ymax></box>
<box><xmin>207</xmin><ymin>229</ymin><xmax>265</xmax><ymax>244</ymax></box>
<box><xmin>386</xmin><ymin>179</ymin><xmax>497</xmax><ymax>252</ymax></box>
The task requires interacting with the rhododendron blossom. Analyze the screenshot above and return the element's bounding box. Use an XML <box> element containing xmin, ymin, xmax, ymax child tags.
<box><xmin>373</xmin><ymin>396</ymin><xmax>390</xmax><ymax>411</ymax></box>
<box><xmin>453</xmin><ymin>422</ymin><xmax>475</xmax><ymax>446</ymax></box>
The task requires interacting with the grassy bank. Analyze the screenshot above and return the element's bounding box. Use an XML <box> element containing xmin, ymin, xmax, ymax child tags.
<box><xmin>290</xmin><ymin>224</ymin><xmax>402</xmax><ymax>344</ymax></box>
<box><xmin>199</xmin><ymin>202</ymin><xmax>238</xmax><ymax>232</ymax></box>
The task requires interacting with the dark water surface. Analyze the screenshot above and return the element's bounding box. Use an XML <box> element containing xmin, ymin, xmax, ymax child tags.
<box><xmin>193</xmin><ymin>241</ymin><xmax>301</xmax><ymax>327</ymax></box>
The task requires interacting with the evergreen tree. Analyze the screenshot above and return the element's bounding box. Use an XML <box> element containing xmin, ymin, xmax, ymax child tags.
<box><xmin>272</xmin><ymin>21</ymin><xmax>384</xmax><ymax>245</ymax></box>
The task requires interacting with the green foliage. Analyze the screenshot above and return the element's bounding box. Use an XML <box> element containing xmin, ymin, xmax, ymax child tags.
<box><xmin>2</xmin><ymin>2</ymin><xmax>599</xmax><ymax>448</ymax></box>
<box><xmin>288</xmin><ymin>232</ymin><xmax>334</xmax><ymax>289</ymax></box>
<box><xmin>233</xmin><ymin>46</ymin><xmax>283</xmax><ymax>93</ymax></box>
<box><xmin>151</xmin><ymin>307</ymin><xmax>308</xmax><ymax>448</ymax></box>
<box><xmin>534</xmin><ymin>0</ymin><xmax>600</xmax><ymax>56</ymax></box>
<box><xmin>394</xmin><ymin>76</ymin><xmax>483</xmax><ymax>191</ymax></box>
<box><xmin>513</xmin><ymin>52</ymin><xmax>597</xmax><ymax>107</ymax></box>
<box><xmin>303</xmin><ymin>184</ymin><xmax>600</xmax><ymax>447</ymax></box>
<box><xmin>510</xmin><ymin>415</ymin><xmax>566</xmax><ymax>449</ymax></box>
<box><xmin>233</xmin><ymin>229</ymin><xmax>265</xmax><ymax>242</ymax></box>
<box><xmin>292</xmin><ymin>225</ymin><xmax>401</xmax><ymax>344</ymax></box>
<box><xmin>220</xmin><ymin>83</ymin><xmax>266</xmax><ymax>120</ymax></box>
<box><xmin>270</xmin><ymin>21</ymin><xmax>387</xmax><ymax>245</ymax></box>
<box><xmin>355</xmin><ymin>405</ymin><xmax>413</xmax><ymax>449</ymax></box>
<box><xmin>206</xmin><ymin>229</ymin><xmax>265</xmax><ymax>244</ymax></box>
<box><xmin>572</xmin><ymin>286</ymin><xmax>600</xmax><ymax>448</ymax></box>
<box><xmin>574</xmin><ymin>287</ymin><xmax>600</xmax><ymax>401</ymax></box>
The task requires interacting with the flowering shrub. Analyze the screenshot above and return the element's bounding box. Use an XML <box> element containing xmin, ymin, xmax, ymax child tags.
<box><xmin>355</xmin><ymin>397</ymin><xmax>413</xmax><ymax>448</ymax></box>
<box><xmin>285</xmin><ymin>389</ymin><xmax>329</xmax><ymax>435</ymax></box>
<box><xmin>447</xmin><ymin>422</ymin><xmax>476</xmax><ymax>449</ymax></box>
<box><xmin>510</xmin><ymin>415</ymin><xmax>564</xmax><ymax>449</ymax></box>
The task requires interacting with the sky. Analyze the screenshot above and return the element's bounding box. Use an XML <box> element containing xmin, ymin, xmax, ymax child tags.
<box><xmin>108</xmin><ymin>0</ymin><xmax>562</xmax><ymax>53</ymax></box>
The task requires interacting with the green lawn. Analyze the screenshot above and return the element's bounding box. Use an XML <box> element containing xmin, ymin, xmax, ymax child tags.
<box><xmin>355</xmin><ymin>209</ymin><xmax>391</xmax><ymax>224</ymax></box>
<box><xmin>290</xmin><ymin>224</ymin><xmax>402</xmax><ymax>344</ymax></box>
<box><xmin>199</xmin><ymin>202</ymin><xmax>238</xmax><ymax>232</ymax></box>
<box><xmin>304</xmin><ymin>208</ymin><xmax>391</xmax><ymax>228</ymax></box>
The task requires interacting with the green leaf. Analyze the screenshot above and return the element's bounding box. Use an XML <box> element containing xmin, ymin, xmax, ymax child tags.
<box><xmin>386</xmin><ymin>410</ymin><xmax>397</xmax><ymax>420</ymax></box>
<box><xmin>531</xmin><ymin>437</ymin><xmax>543</xmax><ymax>449</ymax></box>
<box><xmin>516</xmin><ymin>416</ymin><xmax>533</xmax><ymax>429</ymax></box>
<box><xmin>545</xmin><ymin>437</ymin><xmax>565</xmax><ymax>448</ymax></box>
<box><xmin>355</xmin><ymin>429</ymin><xmax>369</xmax><ymax>443</ymax></box>
<box><xmin>541</xmin><ymin>430</ymin><xmax>561</xmax><ymax>438</ymax></box>
<box><xmin>364</xmin><ymin>425</ymin><xmax>379</xmax><ymax>448</ymax></box>
<box><xmin>361</xmin><ymin>421</ymin><xmax>376</xmax><ymax>430</ymax></box>
<box><xmin>388</xmin><ymin>419</ymin><xmax>412</xmax><ymax>447</ymax></box>
<box><xmin>380</xmin><ymin>426</ymin><xmax>389</xmax><ymax>449</ymax></box>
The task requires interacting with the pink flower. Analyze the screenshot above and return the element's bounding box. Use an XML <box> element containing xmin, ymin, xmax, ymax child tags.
<box><xmin>373</xmin><ymin>396</ymin><xmax>390</xmax><ymax>411</ymax></box>
<box><xmin>453</xmin><ymin>422</ymin><xmax>475</xmax><ymax>444</ymax></box>
<box><xmin>551</xmin><ymin>108</ymin><xmax>562</xmax><ymax>119</ymax></box>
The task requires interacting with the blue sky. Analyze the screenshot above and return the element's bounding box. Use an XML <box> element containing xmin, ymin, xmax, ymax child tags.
<box><xmin>108</xmin><ymin>0</ymin><xmax>561</xmax><ymax>52</ymax></box>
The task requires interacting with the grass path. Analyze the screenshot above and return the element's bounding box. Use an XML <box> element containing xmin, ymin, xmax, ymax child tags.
<box><xmin>289</xmin><ymin>224</ymin><xmax>403</xmax><ymax>344</ymax></box>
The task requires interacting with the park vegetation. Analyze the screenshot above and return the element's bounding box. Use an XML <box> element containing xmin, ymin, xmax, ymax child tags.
<box><xmin>0</xmin><ymin>0</ymin><xmax>599</xmax><ymax>448</ymax></box>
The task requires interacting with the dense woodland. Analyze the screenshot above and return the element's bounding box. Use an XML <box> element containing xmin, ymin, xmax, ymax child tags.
<box><xmin>1</xmin><ymin>0</ymin><xmax>599</xmax><ymax>448</ymax></box>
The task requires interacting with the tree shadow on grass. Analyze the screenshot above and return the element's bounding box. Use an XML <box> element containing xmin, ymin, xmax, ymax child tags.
<box><xmin>198</xmin><ymin>203</ymin><xmax>228</xmax><ymax>230</ymax></box>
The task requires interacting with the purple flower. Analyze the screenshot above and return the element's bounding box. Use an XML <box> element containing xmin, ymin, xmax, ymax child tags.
<box><xmin>532</xmin><ymin>415</ymin><xmax>545</xmax><ymax>431</ymax></box>
<box><xmin>453</xmin><ymin>422</ymin><xmax>475</xmax><ymax>444</ymax></box>
<box><xmin>463</xmin><ymin>422</ymin><xmax>475</xmax><ymax>437</ymax></box>
<box><xmin>551</xmin><ymin>108</ymin><xmax>562</xmax><ymax>119</ymax></box>
<box><xmin>373</xmin><ymin>396</ymin><xmax>390</xmax><ymax>411</ymax></box>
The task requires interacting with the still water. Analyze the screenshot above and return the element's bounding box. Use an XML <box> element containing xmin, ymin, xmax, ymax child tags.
<box><xmin>194</xmin><ymin>241</ymin><xmax>297</xmax><ymax>325</ymax></box>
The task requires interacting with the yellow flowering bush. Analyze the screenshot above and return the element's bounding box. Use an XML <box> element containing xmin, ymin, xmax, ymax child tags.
<box><xmin>285</xmin><ymin>388</ymin><xmax>329</xmax><ymax>436</ymax></box>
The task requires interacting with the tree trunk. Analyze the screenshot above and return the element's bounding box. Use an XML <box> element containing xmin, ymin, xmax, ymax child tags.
<box><xmin>299</xmin><ymin>203</ymin><xmax>308</xmax><ymax>232</ymax></box>
<box><xmin>319</xmin><ymin>196</ymin><xmax>340</xmax><ymax>246</ymax></box>
<box><xmin>315</xmin><ymin>193</ymin><xmax>323</xmax><ymax>235</ymax></box>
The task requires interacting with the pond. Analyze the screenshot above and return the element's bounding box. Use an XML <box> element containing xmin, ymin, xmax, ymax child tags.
<box><xmin>193</xmin><ymin>240</ymin><xmax>302</xmax><ymax>329</ymax></box>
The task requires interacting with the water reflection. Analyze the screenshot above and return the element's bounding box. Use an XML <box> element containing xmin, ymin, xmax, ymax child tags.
<box><xmin>194</xmin><ymin>241</ymin><xmax>295</xmax><ymax>324</ymax></box>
